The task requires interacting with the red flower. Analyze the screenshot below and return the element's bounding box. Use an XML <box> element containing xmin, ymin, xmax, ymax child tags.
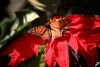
<box><xmin>67</xmin><ymin>14</ymin><xmax>100</xmax><ymax>30</ymax></box>
<box><xmin>1</xmin><ymin>34</ymin><xmax>45</xmax><ymax>67</ymax></box>
<box><xmin>72</xmin><ymin>30</ymin><xmax>98</xmax><ymax>67</ymax></box>
<box><xmin>66</xmin><ymin>14</ymin><xmax>100</xmax><ymax>67</ymax></box>
<box><xmin>45</xmin><ymin>36</ymin><xmax>69</xmax><ymax>67</ymax></box>
<box><xmin>87</xmin><ymin>34</ymin><xmax>100</xmax><ymax>48</ymax></box>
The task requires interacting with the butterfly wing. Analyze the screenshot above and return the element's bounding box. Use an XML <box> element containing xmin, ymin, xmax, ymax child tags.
<box><xmin>28</xmin><ymin>26</ymin><xmax>51</xmax><ymax>39</ymax></box>
<box><xmin>50</xmin><ymin>18</ymin><xmax>71</xmax><ymax>38</ymax></box>
<box><xmin>50</xmin><ymin>20</ymin><xmax>66</xmax><ymax>37</ymax></box>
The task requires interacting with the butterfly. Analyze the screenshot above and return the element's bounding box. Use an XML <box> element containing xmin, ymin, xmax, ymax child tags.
<box><xmin>28</xmin><ymin>16</ymin><xmax>71</xmax><ymax>40</ymax></box>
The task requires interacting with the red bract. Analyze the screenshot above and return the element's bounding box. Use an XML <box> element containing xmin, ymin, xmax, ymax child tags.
<box><xmin>67</xmin><ymin>14</ymin><xmax>100</xmax><ymax>30</ymax></box>
<box><xmin>45</xmin><ymin>38</ymin><xmax>56</xmax><ymax>67</ymax></box>
<box><xmin>1</xmin><ymin>34</ymin><xmax>39</xmax><ymax>55</ymax></box>
<box><xmin>71</xmin><ymin>30</ymin><xmax>98</xmax><ymax>67</ymax></box>
<box><xmin>66</xmin><ymin>14</ymin><xmax>100</xmax><ymax>67</ymax></box>
<box><xmin>66</xmin><ymin>32</ymin><xmax>78</xmax><ymax>54</ymax></box>
<box><xmin>46</xmin><ymin>36</ymin><xmax>69</xmax><ymax>67</ymax></box>
<box><xmin>87</xmin><ymin>34</ymin><xmax>100</xmax><ymax>48</ymax></box>
<box><xmin>1</xmin><ymin>34</ymin><xmax>45</xmax><ymax>67</ymax></box>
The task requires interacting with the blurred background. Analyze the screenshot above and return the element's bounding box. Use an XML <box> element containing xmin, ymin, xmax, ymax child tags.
<box><xmin>0</xmin><ymin>0</ymin><xmax>100</xmax><ymax>67</ymax></box>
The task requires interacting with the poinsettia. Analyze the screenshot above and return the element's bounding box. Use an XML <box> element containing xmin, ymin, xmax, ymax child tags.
<box><xmin>45</xmin><ymin>36</ymin><xmax>69</xmax><ymax>67</ymax></box>
<box><xmin>67</xmin><ymin>14</ymin><xmax>100</xmax><ymax>30</ymax></box>
<box><xmin>1</xmin><ymin>14</ymin><xmax>100</xmax><ymax>67</ymax></box>
<box><xmin>66</xmin><ymin>14</ymin><xmax>100</xmax><ymax>67</ymax></box>
<box><xmin>1</xmin><ymin>34</ymin><xmax>45</xmax><ymax>67</ymax></box>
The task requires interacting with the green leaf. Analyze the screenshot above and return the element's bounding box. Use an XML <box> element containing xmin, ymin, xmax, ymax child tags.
<box><xmin>0</xmin><ymin>22</ymin><xmax>6</xmax><ymax>40</ymax></box>
<box><xmin>0</xmin><ymin>10</ymin><xmax>39</xmax><ymax>44</ymax></box>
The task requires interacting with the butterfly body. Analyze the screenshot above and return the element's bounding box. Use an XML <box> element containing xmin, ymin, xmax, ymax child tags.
<box><xmin>28</xmin><ymin>17</ymin><xmax>71</xmax><ymax>40</ymax></box>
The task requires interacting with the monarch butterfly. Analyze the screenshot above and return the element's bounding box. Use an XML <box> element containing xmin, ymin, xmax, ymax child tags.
<box><xmin>28</xmin><ymin>16</ymin><xmax>71</xmax><ymax>39</ymax></box>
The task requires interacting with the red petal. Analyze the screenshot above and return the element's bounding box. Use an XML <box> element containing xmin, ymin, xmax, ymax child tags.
<box><xmin>66</xmin><ymin>32</ymin><xmax>78</xmax><ymax>54</ymax></box>
<box><xmin>66</xmin><ymin>14</ymin><xmax>100</xmax><ymax>67</ymax></box>
<box><xmin>87</xmin><ymin>34</ymin><xmax>100</xmax><ymax>48</ymax></box>
<box><xmin>86</xmin><ymin>28</ymin><xmax>100</xmax><ymax>35</ymax></box>
<box><xmin>93</xmin><ymin>18</ymin><xmax>100</xmax><ymax>28</ymax></box>
<box><xmin>66</xmin><ymin>14</ymin><xmax>100</xmax><ymax>29</ymax></box>
<box><xmin>1</xmin><ymin>34</ymin><xmax>38</xmax><ymax>55</ymax></box>
<box><xmin>3</xmin><ymin>34</ymin><xmax>44</xmax><ymax>67</ymax></box>
<box><xmin>54</xmin><ymin>37</ymin><xmax>69</xmax><ymax>67</ymax></box>
<box><xmin>31</xmin><ymin>39</ymin><xmax>45</xmax><ymax>56</ymax></box>
<box><xmin>78</xmin><ymin>42</ymin><xmax>98</xmax><ymax>67</ymax></box>
<box><xmin>75</xmin><ymin>30</ymin><xmax>98</xmax><ymax>67</ymax></box>
<box><xmin>87</xmin><ymin>43</ymin><xmax>98</xmax><ymax>67</ymax></box>
<box><xmin>87</xmin><ymin>34</ymin><xmax>100</xmax><ymax>43</ymax></box>
<box><xmin>45</xmin><ymin>38</ymin><xmax>56</xmax><ymax>67</ymax></box>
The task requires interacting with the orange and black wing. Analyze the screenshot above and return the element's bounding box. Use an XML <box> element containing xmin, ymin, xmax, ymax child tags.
<box><xmin>50</xmin><ymin>20</ymin><xmax>65</xmax><ymax>38</ymax></box>
<box><xmin>28</xmin><ymin>26</ymin><xmax>51</xmax><ymax>39</ymax></box>
<box><xmin>49</xmin><ymin>18</ymin><xmax>71</xmax><ymax>38</ymax></box>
